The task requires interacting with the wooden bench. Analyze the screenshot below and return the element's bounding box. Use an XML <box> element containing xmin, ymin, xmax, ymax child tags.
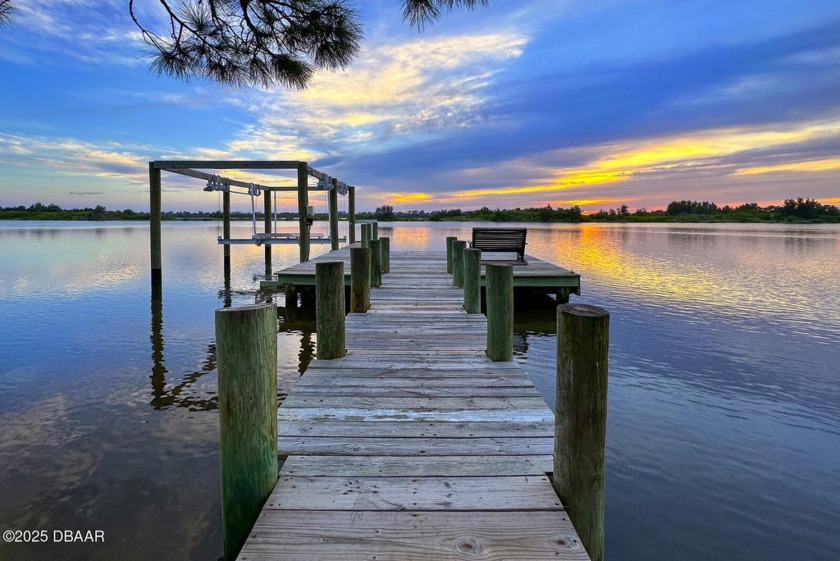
<box><xmin>470</xmin><ymin>228</ymin><xmax>527</xmax><ymax>262</ymax></box>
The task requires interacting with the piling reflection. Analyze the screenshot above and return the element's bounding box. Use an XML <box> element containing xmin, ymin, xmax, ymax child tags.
<box><xmin>223</xmin><ymin>267</ymin><xmax>232</xmax><ymax>308</ymax></box>
<box><xmin>149</xmin><ymin>281</ymin><xmax>219</xmax><ymax>411</ymax></box>
<box><xmin>277</xmin><ymin>298</ymin><xmax>316</xmax><ymax>375</ymax></box>
<box><xmin>150</xmin><ymin>284</ymin><xmax>167</xmax><ymax>406</ymax></box>
<box><xmin>149</xmin><ymin>281</ymin><xmax>318</xmax><ymax>411</ymax></box>
<box><xmin>149</xmin><ymin>287</ymin><xmax>222</xmax><ymax>411</ymax></box>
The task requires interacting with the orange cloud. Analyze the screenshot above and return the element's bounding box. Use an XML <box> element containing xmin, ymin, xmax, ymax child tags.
<box><xmin>733</xmin><ymin>158</ymin><xmax>840</xmax><ymax>175</ymax></box>
<box><xmin>555</xmin><ymin>198</ymin><xmax>625</xmax><ymax>207</ymax></box>
<box><xmin>390</xmin><ymin>192</ymin><xmax>433</xmax><ymax>204</ymax></box>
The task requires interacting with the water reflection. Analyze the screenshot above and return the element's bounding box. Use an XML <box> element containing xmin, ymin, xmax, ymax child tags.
<box><xmin>277</xmin><ymin>300</ymin><xmax>316</xmax><ymax>375</ymax></box>
<box><xmin>526</xmin><ymin>223</ymin><xmax>840</xmax><ymax>344</ymax></box>
<box><xmin>149</xmin><ymin>287</ymin><xmax>220</xmax><ymax>411</ymax></box>
<box><xmin>2</xmin><ymin>221</ymin><xmax>838</xmax><ymax>561</ymax></box>
<box><xmin>150</xmin><ymin>285</ymin><xmax>167</xmax><ymax>406</ymax></box>
<box><xmin>148</xmin><ymin>280</ymin><xmax>317</xmax><ymax>411</ymax></box>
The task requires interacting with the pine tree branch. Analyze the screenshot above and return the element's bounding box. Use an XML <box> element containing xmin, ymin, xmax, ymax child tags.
<box><xmin>130</xmin><ymin>0</ymin><xmax>491</xmax><ymax>88</ymax></box>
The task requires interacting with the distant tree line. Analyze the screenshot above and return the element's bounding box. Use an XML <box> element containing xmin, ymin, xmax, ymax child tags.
<box><xmin>587</xmin><ymin>198</ymin><xmax>839</xmax><ymax>223</ymax></box>
<box><xmin>0</xmin><ymin>203</ymin><xmax>350</xmax><ymax>221</ymax></box>
<box><xmin>0</xmin><ymin>203</ymin><xmax>149</xmax><ymax>221</ymax></box>
<box><xmin>358</xmin><ymin>199</ymin><xmax>839</xmax><ymax>223</ymax></box>
<box><xmin>2</xmin><ymin>198</ymin><xmax>838</xmax><ymax>223</ymax></box>
<box><xmin>360</xmin><ymin>204</ymin><xmax>585</xmax><ymax>222</ymax></box>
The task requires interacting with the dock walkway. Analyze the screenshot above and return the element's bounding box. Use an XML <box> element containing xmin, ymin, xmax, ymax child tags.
<box><xmin>238</xmin><ymin>250</ymin><xmax>589</xmax><ymax>560</ymax></box>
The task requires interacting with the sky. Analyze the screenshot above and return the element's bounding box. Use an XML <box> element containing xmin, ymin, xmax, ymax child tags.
<box><xmin>0</xmin><ymin>0</ymin><xmax>838</xmax><ymax>213</ymax></box>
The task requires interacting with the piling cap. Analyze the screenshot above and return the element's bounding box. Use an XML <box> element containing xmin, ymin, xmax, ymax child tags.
<box><xmin>557</xmin><ymin>303</ymin><xmax>609</xmax><ymax>317</ymax></box>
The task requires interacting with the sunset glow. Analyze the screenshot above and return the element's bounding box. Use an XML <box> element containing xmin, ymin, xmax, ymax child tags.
<box><xmin>0</xmin><ymin>2</ymin><xmax>837</xmax><ymax>211</ymax></box>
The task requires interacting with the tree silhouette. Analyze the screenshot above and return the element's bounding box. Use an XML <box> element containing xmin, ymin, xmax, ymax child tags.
<box><xmin>666</xmin><ymin>200</ymin><xmax>718</xmax><ymax>215</ymax></box>
<box><xmin>0</xmin><ymin>0</ymin><xmax>13</xmax><ymax>26</ymax></box>
<box><xmin>374</xmin><ymin>205</ymin><xmax>395</xmax><ymax>220</ymax></box>
<box><xmin>129</xmin><ymin>0</ymin><xmax>490</xmax><ymax>88</ymax></box>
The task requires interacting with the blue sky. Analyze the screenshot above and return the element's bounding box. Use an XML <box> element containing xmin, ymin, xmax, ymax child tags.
<box><xmin>1</xmin><ymin>0</ymin><xmax>838</xmax><ymax>212</ymax></box>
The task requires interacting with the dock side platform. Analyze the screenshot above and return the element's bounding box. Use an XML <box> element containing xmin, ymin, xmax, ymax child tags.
<box><xmin>238</xmin><ymin>250</ymin><xmax>589</xmax><ymax>560</ymax></box>
<box><xmin>260</xmin><ymin>245</ymin><xmax>581</xmax><ymax>299</ymax></box>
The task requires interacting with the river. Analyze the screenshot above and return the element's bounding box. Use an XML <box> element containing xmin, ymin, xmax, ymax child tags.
<box><xmin>0</xmin><ymin>221</ymin><xmax>838</xmax><ymax>560</ymax></box>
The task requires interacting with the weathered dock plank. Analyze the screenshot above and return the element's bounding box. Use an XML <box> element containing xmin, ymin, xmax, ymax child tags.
<box><xmin>238</xmin><ymin>249</ymin><xmax>589</xmax><ymax>561</ymax></box>
<box><xmin>277</xmin><ymin>436</ymin><xmax>554</xmax><ymax>456</ymax></box>
<box><xmin>238</xmin><ymin>511</ymin><xmax>588</xmax><ymax>561</ymax></box>
<box><xmin>287</xmin><ymin>386</ymin><xmax>539</xmax><ymax>398</ymax></box>
<box><xmin>280</xmin><ymin>454</ymin><xmax>555</xmax><ymax>477</ymax></box>
<box><xmin>281</xmin><ymin>396</ymin><xmax>550</xmax><ymax>410</ymax></box>
<box><xmin>293</xmin><ymin>372</ymin><xmax>533</xmax><ymax>386</ymax></box>
<box><xmin>279</xmin><ymin>420</ymin><xmax>554</xmax><ymax>438</ymax></box>
<box><xmin>263</xmin><ymin>475</ymin><xmax>563</xmax><ymax>511</ymax></box>
<box><xmin>276</xmin><ymin>407</ymin><xmax>554</xmax><ymax>423</ymax></box>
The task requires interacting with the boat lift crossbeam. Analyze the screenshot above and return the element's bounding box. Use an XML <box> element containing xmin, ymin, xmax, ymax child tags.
<box><xmin>173</xmin><ymin>166</ymin><xmax>350</xmax><ymax>247</ymax></box>
<box><xmin>218</xmin><ymin>233</ymin><xmax>347</xmax><ymax>245</ymax></box>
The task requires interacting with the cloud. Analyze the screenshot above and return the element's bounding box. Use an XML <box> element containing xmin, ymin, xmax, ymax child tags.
<box><xmin>0</xmin><ymin>133</ymin><xmax>150</xmax><ymax>180</ymax></box>
<box><xmin>4</xmin><ymin>0</ymin><xmax>147</xmax><ymax>66</ymax></box>
<box><xmin>389</xmin><ymin>192</ymin><xmax>433</xmax><ymax>205</ymax></box>
<box><xmin>68</xmin><ymin>191</ymin><xmax>105</xmax><ymax>196</ymax></box>
<box><xmin>394</xmin><ymin>116</ymin><xmax>840</xmax><ymax>210</ymax></box>
<box><xmin>226</xmin><ymin>31</ymin><xmax>527</xmax><ymax>162</ymax></box>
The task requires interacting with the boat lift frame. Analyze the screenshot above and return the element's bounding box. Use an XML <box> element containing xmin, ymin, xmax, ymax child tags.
<box><xmin>149</xmin><ymin>160</ymin><xmax>357</xmax><ymax>284</ymax></box>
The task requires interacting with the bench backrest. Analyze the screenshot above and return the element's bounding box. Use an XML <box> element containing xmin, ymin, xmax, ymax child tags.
<box><xmin>471</xmin><ymin>228</ymin><xmax>527</xmax><ymax>251</ymax></box>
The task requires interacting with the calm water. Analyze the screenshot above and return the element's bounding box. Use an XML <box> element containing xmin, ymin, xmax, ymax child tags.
<box><xmin>0</xmin><ymin>220</ymin><xmax>838</xmax><ymax>560</ymax></box>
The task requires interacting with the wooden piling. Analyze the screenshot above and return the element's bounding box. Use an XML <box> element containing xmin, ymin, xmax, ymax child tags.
<box><xmin>445</xmin><ymin>236</ymin><xmax>457</xmax><ymax>274</ymax></box>
<box><xmin>264</xmin><ymin>190</ymin><xmax>272</xmax><ymax>275</ymax></box>
<box><xmin>485</xmin><ymin>263</ymin><xmax>513</xmax><ymax>361</ymax></box>
<box><xmin>463</xmin><ymin>247</ymin><xmax>482</xmax><ymax>314</ymax></box>
<box><xmin>372</xmin><ymin>221</ymin><xmax>378</xmax><ymax>241</ymax></box>
<box><xmin>348</xmin><ymin>186</ymin><xmax>356</xmax><ymax>244</ymax></box>
<box><xmin>149</xmin><ymin>163</ymin><xmax>162</xmax><ymax>283</ymax></box>
<box><xmin>369</xmin><ymin>239</ymin><xmax>382</xmax><ymax>288</ymax></box>
<box><xmin>215</xmin><ymin>303</ymin><xmax>278</xmax><ymax>561</ymax></box>
<box><xmin>361</xmin><ymin>223</ymin><xmax>371</xmax><ymax>248</ymax></box>
<box><xmin>297</xmin><ymin>163</ymin><xmax>310</xmax><ymax>263</ymax></box>
<box><xmin>554</xmin><ymin>304</ymin><xmax>609</xmax><ymax>561</ymax></box>
<box><xmin>329</xmin><ymin>179</ymin><xmax>339</xmax><ymax>251</ymax></box>
<box><xmin>223</xmin><ymin>190</ymin><xmax>231</xmax><ymax>279</ymax></box>
<box><xmin>452</xmin><ymin>240</ymin><xmax>466</xmax><ymax>288</ymax></box>
<box><xmin>350</xmin><ymin>247</ymin><xmax>371</xmax><ymax>313</ymax></box>
<box><xmin>380</xmin><ymin>236</ymin><xmax>390</xmax><ymax>274</ymax></box>
<box><xmin>315</xmin><ymin>262</ymin><xmax>346</xmax><ymax>359</ymax></box>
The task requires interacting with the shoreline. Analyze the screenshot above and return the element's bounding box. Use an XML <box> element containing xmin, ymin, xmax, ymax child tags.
<box><xmin>2</xmin><ymin>216</ymin><xmax>838</xmax><ymax>224</ymax></box>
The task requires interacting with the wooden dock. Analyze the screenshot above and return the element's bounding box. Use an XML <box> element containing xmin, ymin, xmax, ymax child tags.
<box><xmin>237</xmin><ymin>250</ymin><xmax>590</xmax><ymax>560</ymax></box>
